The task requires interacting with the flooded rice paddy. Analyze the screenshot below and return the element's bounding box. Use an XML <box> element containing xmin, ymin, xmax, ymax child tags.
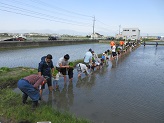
<box><xmin>10</xmin><ymin>44</ymin><xmax>164</xmax><ymax>123</ymax></box>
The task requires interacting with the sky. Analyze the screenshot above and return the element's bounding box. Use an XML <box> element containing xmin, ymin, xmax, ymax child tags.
<box><xmin>0</xmin><ymin>0</ymin><xmax>164</xmax><ymax>36</ymax></box>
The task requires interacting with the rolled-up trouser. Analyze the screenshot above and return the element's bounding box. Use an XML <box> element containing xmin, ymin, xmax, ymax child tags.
<box><xmin>17</xmin><ymin>79</ymin><xmax>40</xmax><ymax>101</ymax></box>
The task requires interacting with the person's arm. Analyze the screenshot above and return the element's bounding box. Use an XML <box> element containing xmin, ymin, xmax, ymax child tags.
<box><xmin>33</xmin><ymin>77</ymin><xmax>45</xmax><ymax>89</ymax></box>
<box><xmin>59</xmin><ymin>62</ymin><xmax>69</xmax><ymax>68</ymax></box>
<box><xmin>85</xmin><ymin>66</ymin><xmax>90</xmax><ymax>75</ymax></box>
<box><xmin>51</xmin><ymin>67</ymin><xmax>55</xmax><ymax>74</ymax></box>
<box><xmin>51</xmin><ymin>61</ymin><xmax>54</xmax><ymax>73</ymax></box>
<box><xmin>38</xmin><ymin>62</ymin><xmax>43</xmax><ymax>76</ymax></box>
<box><xmin>89</xmin><ymin>55</ymin><xmax>92</xmax><ymax>65</ymax></box>
<box><xmin>38</xmin><ymin>72</ymin><xmax>42</xmax><ymax>76</ymax></box>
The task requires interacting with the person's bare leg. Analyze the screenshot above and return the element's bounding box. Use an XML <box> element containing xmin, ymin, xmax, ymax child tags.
<box><xmin>39</xmin><ymin>89</ymin><xmax>43</xmax><ymax>100</ymax></box>
<box><xmin>64</xmin><ymin>75</ymin><xmax>67</xmax><ymax>82</ymax></box>
<box><xmin>48</xmin><ymin>86</ymin><xmax>53</xmax><ymax>93</ymax></box>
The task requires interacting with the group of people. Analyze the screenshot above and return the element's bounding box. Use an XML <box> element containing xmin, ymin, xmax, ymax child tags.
<box><xmin>17</xmin><ymin>40</ymin><xmax>135</xmax><ymax>109</ymax></box>
<box><xmin>76</xmin><ymin>48</ymin><xmax>111</xmax><ymax>78</ymax></box>
<box><xmin>17</xmin><ymin>53</ymin><xmax>73</xmax><ymax>109</ymax></box>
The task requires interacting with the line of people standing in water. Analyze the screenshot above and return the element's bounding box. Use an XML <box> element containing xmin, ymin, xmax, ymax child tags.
<box><xmin>17</xmin><ymin>40</ymin><xmax>138</xmax><ymax>109</ymax></box>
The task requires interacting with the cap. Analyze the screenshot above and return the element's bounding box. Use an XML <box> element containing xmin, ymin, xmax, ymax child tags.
<box><xmin>64</xmin><ymin>54</ymin><xmax>70</xmax><ymax>60</ymax></box>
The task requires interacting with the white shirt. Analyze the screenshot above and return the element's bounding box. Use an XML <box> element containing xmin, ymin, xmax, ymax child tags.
<box><xmin>76</xmin><ymin>63</ymin><xmax>89</xmax><ymax>74</ymax></box>
<box><xmin>56</xmin><ymin>57</ymin><xmax>68</xmax><ymax>67</ymax></box>
<box><xmin>111</xmin><ymin>45</ymin><xmax>116</xmax><ymax>52</ymax></box>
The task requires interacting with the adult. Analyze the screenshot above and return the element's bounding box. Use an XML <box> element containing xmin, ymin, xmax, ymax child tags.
<box><xmin>56</xmin><ymin>54</ymin><xmax>73</xmax><ymax>81</ymax></box>
<box><xmin>38</xmin><ymin>54</ymin><xmax>54</xmax><ymax>96</ymax></box>
<box><xmin>111</xmin><ymin>45</ymin><xmax>117</xmax><ymax>59</ymax></box>
<box><xmin>76</xmin><ymin>63</ymin><xmax>90</xmax><ymax>77</ymax></box>
<box><xmin>143</xmin><ymin>41</ymin><xmax>146</xmax><ymax>47</ymax></box>
<box><xmin>119</xmin><ymin>40</ymin><xmax>125</xmax><ymax>51</ymax></box>
<box><xmin>110</xmin><ymin>41</ymin><xmax>115</xmax><ymax>48</ymax></box>
<box><xmin>17</xmin><ymin>74</ymin><xmax>48</xmax><ymax>109</ymax></box>
<box><xmin>156</xmin><ymin>42</ymin><xmax>158</xmax><ymax>47</ymax></box>
<box><xmin>84</xmin><ymin>48</ymin><xmax>93</xmax><ymax>66</ymax></box>
<box><xmin>91</xmin><ymin>51</ymin><xmax>101</xmax><ymax>70</ymax></box>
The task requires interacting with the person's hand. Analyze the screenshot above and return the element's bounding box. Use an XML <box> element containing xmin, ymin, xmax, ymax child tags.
<box><xmin>34</xmin><ymin>86</ymin><xmax>39</xmax><ymax>90</ymax></box>
<box><xmin>78</xmin><ymin>74</ymin><xmax>81</xmax><ymax>78</ymax></box>
<box><xmin>52</xmin><ymin>73</ymin><xmax>56</xmax><ymax>78</ymax></box>
<box><xmin>43</xmin><ymin>80</ymin><xmax>47</xmax><ymax>84</ymax></box>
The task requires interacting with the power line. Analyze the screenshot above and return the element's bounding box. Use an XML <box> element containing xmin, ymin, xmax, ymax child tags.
<box><xmin>6</xmin><ymin>0</ymin><xmax>92</xmax><ymax>21</ymax></box>
<box><xmin>29</xmin><ymin>0</ymin><xmax>93</xmax><ymax>18</ymax></box>
<box><xmin>0</xmin><ymin>8</ymin><xmax>92</xmax><ymax>27</ymax></box>
<box><xmin>0</xmin><ymin>0</ymin><xmax>117</xmax><ymax>35</ymax></box>
<box><xmin>92</xmin><ymin>16</ymin><xmax>96</xmax><ymax>39</ymax></box>
<box><xmin>0</xmin><ymin>2</ymin><xmax>92</xmax><ymax>26</ymax></box>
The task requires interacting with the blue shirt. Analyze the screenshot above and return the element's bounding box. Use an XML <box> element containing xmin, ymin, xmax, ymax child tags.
<box><xmin>84</xmin><ymin>51</ymin><xmax>92</xmax><ymax>63</ymax></box>
<box><xmin>38</xmin><ymin>56</ymin><xmax>54</xmax><ymax>76</ymax></box>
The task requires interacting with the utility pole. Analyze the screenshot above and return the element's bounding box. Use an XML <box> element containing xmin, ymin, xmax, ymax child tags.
<box><xmin>119</xmin><ymin>25</ymin><xmax>121</xmax><ymax>34</ymax></box>
<box><xmin>93</xmin><ymin>16</ymin><xmax>95</xmax><ymax>39</ymax></box>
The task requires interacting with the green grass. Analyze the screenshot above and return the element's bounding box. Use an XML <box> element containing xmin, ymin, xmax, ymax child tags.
<box><xmin>0</xmin><ymin>67</ymin><xmax>91</xmax><ymax>123</ymax></box>
<box><xmin>0</xmin><ymin>65</ymin><xmax>91</xmax><ymax>123</ymax></box>
<box><xmin>0</xmin><ymin>67</ymin><xmax>37</xmax><ymax>89</ymax></box>
<box><xmin>0</xmin><ymin>89</ymin><xmax>90</xmax><ymax>123</ymax></box>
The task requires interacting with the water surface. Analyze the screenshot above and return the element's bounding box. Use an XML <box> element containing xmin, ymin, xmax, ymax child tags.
<box><xmin>14</xmin><ymin>45</ymin><xmax>164</xmax><ymax>123</ymax></box>
<box><xmin>0</xmin><ymin>43</ymin><xmax>110</xmax><ymax>68</ymax></box>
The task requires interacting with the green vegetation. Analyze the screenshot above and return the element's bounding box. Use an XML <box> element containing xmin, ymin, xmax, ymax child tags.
<box><xmin>0</xmin><ymin>67</ymin><xmax>90</xmax><ymax>123</ymax></box>
<box><xmin>0</xmin><ymin>67</ymin><xmax>37</xmax><ymax>89</ymax></box>
<box><xmin>53</xmin><ymin>69</ymin><xmax>59</xmax><ymax>76</ymax></box>
<box><xmin>0</xmin><ymin>89</ymin><xmax>90</xmax><ymax>123</ymax></box>
<box><xmin>69</xmin><ymin>62</ymin><xmax>74</xmax><ymax>67</ymax></box>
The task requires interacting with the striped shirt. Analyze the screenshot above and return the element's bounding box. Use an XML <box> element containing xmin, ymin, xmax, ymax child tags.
<box><xmin>23</xmin><ymin>74</ymin><xmax>44</xmax><ymax>88</ymax></box>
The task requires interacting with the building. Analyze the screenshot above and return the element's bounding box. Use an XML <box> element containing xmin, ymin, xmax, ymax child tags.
<box><xmin>90</xmin><ymin>32</ymin><xmax>104</xmax><ymax>39</ymax></box>
<box><xmin>122</xmin><ymin>28</ymin><xmax>140</xmax><ymax>40</ymax></box>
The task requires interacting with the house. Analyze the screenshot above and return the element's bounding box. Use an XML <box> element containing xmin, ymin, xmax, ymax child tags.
<box><xmin>90</xmin><ymin>32</ymin><xmax>104</xmax><ymax>39</ymax></box>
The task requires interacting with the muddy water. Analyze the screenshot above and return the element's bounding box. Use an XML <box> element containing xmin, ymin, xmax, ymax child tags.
<box><xmin>14</xmin><ymin>45</ymin><xmax>164</xmax><ymax>123</ymax></box>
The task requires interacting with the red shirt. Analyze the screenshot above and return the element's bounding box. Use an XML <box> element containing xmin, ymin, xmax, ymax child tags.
<box><xmin>23</xmin><ymin>74</ymin><xmax>44</xmax><ymax>88</ymax></box>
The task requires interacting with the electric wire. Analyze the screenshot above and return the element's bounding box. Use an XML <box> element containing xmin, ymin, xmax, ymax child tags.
<box><xmin>0</xmin><ymin>2</ymin><xmax>92</xmax><ymax>26</ymax></box>
<box><xmin>0</xmin><ymin>0</ymin><xmax>116</xmax><ymax>35</ymax></box>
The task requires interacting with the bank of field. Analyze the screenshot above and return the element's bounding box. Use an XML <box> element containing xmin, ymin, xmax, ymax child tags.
<box><xmin>0</xmin><ymin>67</ymin><xmax>90</xmax><ymax>123</ymax></box>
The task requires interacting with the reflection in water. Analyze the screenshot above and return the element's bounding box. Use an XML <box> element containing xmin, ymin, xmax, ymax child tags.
<box><xmin>111</xmin><ymin>58</ymin><xmax>118</xmax><ymax>68</ymax></box>
<box><xmin>155</xmin><ymin>47</ymin><xmax>157</xmax><ymax>55</ymax></box>
<box><xmin>52</xmin><ymin>82</ymin><xmax>74</xmax><ymax>112</ymax></box>
<box><xmin>76</xmin><ymin>74</ymin><xmax>96</xmax><ymax>89</ymax></box>
<box><xmin>68</xmin><ymin>82</ymin><xmax>74</xmax><ymax>106</ymax></box>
